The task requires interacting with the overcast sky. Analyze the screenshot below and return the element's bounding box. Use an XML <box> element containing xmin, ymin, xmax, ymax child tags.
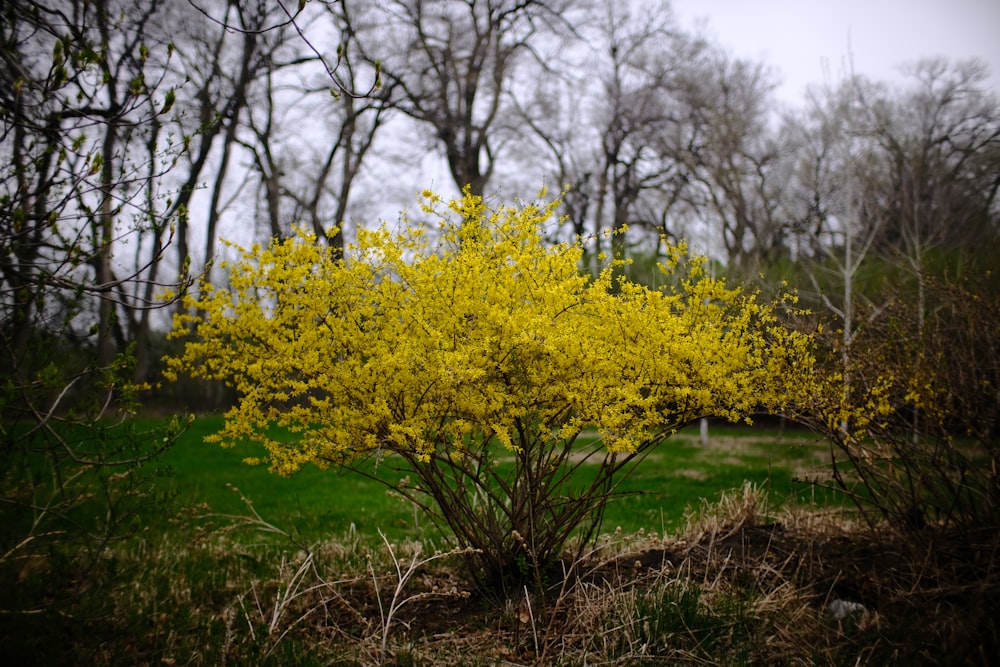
<box><xmin>669</xmin><ymin>0</ymin><xmax>1000</xmax><ymax>105</ymax></box>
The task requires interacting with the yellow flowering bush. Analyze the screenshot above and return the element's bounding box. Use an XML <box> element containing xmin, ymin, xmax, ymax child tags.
<box><xmin>166</xmin><ymin>187</ymin><xmax>815</xmax><ymax>594</ymax></box>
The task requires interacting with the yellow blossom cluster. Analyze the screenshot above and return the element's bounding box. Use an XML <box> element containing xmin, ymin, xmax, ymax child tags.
<box><xmin>165</xmin><ymin>188</ymin><xmax>816</xmax><ymax>475</ymax></box>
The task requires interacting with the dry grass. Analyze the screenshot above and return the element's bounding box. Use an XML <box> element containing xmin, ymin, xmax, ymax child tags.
<box><xmin>5</xmin><ymin>484</ymin><xmax>997</xmax><ymax>666</ymax></box>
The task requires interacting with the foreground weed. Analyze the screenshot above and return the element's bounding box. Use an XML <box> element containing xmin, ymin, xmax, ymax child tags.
<box><xmin>367</xmin><ymin>531</ymin><xmax>475</xmax><ymax>665</ymax></box>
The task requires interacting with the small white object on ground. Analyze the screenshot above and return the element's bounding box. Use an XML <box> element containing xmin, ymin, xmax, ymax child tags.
<box><xmin>826</xmin><ymin>599</ymin><xmax>867</xmax><ymax>620</ymax></box>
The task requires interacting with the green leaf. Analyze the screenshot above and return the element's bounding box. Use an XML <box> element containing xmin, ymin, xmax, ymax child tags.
<box><xmin>160</xmin><ymin>88</ymin><xmax>175</xmax><ymax>115</ymax></box>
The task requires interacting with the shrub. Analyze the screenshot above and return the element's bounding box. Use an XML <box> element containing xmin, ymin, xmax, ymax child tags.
<box><xmin>802</xmin><ymin>274</ymin><xmax>1000</xmax><ymax>533</ymax></box>
<box><xmin>0</xmin><ymin>343</ymin><xmax>187</xmax><ymax>620</ymax></box>
<box><xmin>165</xmin><ymin>187</ymin><xmax>815</xmax><ymax>597</ymax></box>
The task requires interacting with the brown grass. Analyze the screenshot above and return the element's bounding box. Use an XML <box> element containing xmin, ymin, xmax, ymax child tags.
<box><xmin>8</xmin><ymin>485</ymin><xmax>998</xmax><ymax>666</ymax></box>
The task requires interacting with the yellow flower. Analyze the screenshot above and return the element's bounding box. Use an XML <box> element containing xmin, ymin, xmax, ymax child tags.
<box><xmin>165</xmin><ymin>188</ymin><xmax>819</xmax><ymax>474</ymax></box>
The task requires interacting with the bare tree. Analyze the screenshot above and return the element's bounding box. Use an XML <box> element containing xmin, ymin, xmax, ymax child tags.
<box><xmin>513</xmin><ymin>73</ymin><xmax>596</xmax><ymax>246</ymax></box>
<box><xmin>156</xmin><ymin>0</ymin><xmax>292</xmax><ymax>303</ymax></box>
<box><xmin>240</xmin><ymin>0</ymin><xmax>391</xmax><ymax>256</ymax></box>
<box><xmin>669</xmin><ymin>50</ymin><xmax>784</xmax><ymax>274</ymax></box>
<box><xmin>0</xmin><ymin>0</ymin><xmax>189</xmax><ymax>370</ymax></box>
<box><xmin>374</xmin><ymin>0</ymin><xmax>569</xmax><ymax>195</ymax></box>
<box><xmin>867</xmin><ymin>59</ymin><xmax>1000</xmax><ymax>258</ymax></box>
<box><xmin>858</xmin><ymin>59</ymin><xmax>999</xmax><ymax>440</ymax></box>
<box><xmin>0</xmin><ymin>0</ymin><xmax>191</xmax><ymax>610</ymax></box>
<box><xmin>784</xmin><ymin>61</ymin><xmax>1000</xmax><ymax>532</ymax></box>
<box><xmin>519</xmin><ymin>3</ymin><xmax>788</xmax><ymax>279</ymax></box>
<box><xmin>518</xmin><ymin>1</ymin><xmax>705</xmax><ymax>275</ymax></box>
<box><xmin>788</xmin><ymin>58</ymin><xmax>1000</xmax><ymax>336</ymax></box>
<box><xmin>589</xmin><ymin>2</ymin><xmax>682</xmax><ymax>276</ymax></box>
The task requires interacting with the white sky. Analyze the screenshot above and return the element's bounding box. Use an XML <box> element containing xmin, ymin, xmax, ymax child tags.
<box><xmin>669</xmin><ymin>0</ymin><xmax>1000</xmax><ymax>105</ymax></box>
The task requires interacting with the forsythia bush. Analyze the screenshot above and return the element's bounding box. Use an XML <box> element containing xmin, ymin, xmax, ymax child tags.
<box><xmin>166</xmin><ymin>188</ymin><xmax>816</xmax><ymax>594</ymax></box>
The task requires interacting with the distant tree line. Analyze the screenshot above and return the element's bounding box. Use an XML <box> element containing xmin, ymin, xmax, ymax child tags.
<box><xmin>3</xmin><ymin>0</ymin><xmax>997</xmax><ymax>393</ymax></box>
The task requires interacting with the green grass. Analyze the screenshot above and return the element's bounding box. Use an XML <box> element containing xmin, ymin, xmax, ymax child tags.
<box><xmin>1</xmin><ymin>416</ymin><xmax>898</xmax><ymax>666</ymax></box>
<box><xmin>154</xmin><ymin>416</ymin><xmax>844</xmax><ymax>545</ymax></box>
<box><xmin>153</xmin><ymin>416</ymin><xmax>420</xmax><ymax>544</ymax></box>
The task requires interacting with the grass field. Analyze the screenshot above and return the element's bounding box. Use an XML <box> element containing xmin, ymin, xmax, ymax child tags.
<box><xmin>156</xmin><ymin>415</ymin><xmax>845</xmax><ymax>545</ymax></box>
<box><xmin>6</xmin><ymin>415</ymin><xmax>995</xmax><ymax>665</ymax></box>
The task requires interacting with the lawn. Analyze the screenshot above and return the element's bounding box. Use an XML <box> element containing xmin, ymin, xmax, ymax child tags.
<box><xmin>155</xmin><ymin>415</ymin><xmax>844</xmax><ymax>545</ymax></box>
<box><xmin>6</xmin><ymin>415</ymin><xmax>992</xmax><ymax>666</ymax></box>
